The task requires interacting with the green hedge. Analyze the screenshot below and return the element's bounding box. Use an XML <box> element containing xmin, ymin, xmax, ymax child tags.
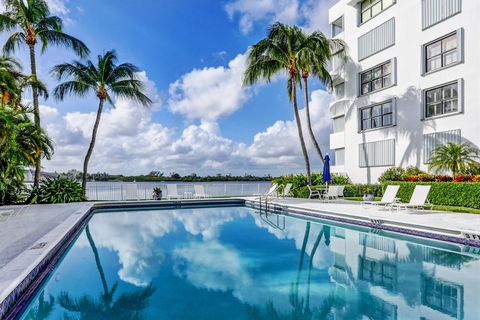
<box><xmin>383</xmin><ymin>181</ymin><xmax>480</xmax><ymax>209</ymax></box>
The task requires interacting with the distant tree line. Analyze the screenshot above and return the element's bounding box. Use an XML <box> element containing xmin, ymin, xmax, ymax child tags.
<box><xmin>60</xmin><ymin>170</ymin><xmax>274</xmax><ymax>182</ymax></box>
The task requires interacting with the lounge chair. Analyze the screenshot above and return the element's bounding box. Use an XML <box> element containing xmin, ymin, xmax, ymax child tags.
<box><xmin>281</xmin><ymin>183</ymin><xmax>293</xmax><ymax>198</ymax></box>
<box><xmin>256</xmin><ymin>183</ymin><xmax>279</xmax><ymax>200</ymax></box>
<box><xmin>166</xmin><ymin>184</ymin><xmax>182</xmax><ymax>199</ymax></box>
<box><xmin>336</xmin><ymin>185</ymin><xmax>345</xmax><ymax>198</ymax></box>
<box><xmin>364</xmin><ymin>185</ymin><xmax>400</xmax><ymax>207</ymax></box>
<box><xmin>391</xmin><ymin>185</ymin><xmax>434</xmax><ymax>211</ymax></box>
<box><xmin>124</xmin><ymin>184</ymin><xmax>138</xmax><ymax>201</ymax></box>
<box><xmin>308</xmin><ymin>185</ymin><xmax>322</xmax><ymax>199</ymax></box>
<box><xmin>194</xmin><ymin>185</ymin><xmax>210</xmax><ymax>198</ymax></box>
<box><xmin>322</xmin><ymin>185</ymin><xmax>339</xmax><ymax>201</ymax></box>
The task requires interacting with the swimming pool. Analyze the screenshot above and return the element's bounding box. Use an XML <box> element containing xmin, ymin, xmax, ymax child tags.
<box><xmin>18</xmin><ymin>206</ymin><xmax>480</xmax><ymax>319</ymax></box>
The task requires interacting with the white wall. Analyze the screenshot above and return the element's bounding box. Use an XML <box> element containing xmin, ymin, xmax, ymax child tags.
<box><xmin>328</xmin><ymin>0</ymin><xmax>480</xmax><ymax>183</ymax></box>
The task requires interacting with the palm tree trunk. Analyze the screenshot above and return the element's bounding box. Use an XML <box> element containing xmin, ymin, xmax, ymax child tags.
<box><xmin>82</xmin><ymin>99</ymin><xmax>104</xmax><ymax>195</ymax></box>
<box><xmin>85</xmin><ymin>225</ymin><xmax>109</xmax><ymax>296</ymax></box>
<box><xmin>29</xmin><ymin>44</ymin><xmax>41</xmax><ymax>187</ymax></box>
<box><xmin>291</xmin><ymin>78</ymin><xmax>312</xmax><ymax>186</ymax></box>
<box><xmin>303</xmin><ymin>77</ymin><xmax>324</xmax><ymax>165</ymax></box>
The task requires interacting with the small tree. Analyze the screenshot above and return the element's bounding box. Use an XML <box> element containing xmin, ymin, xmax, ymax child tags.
<box><xmin>428</xmin><ymin>142</ymin><xmax>479</xmax><ymax>178</ymax></box>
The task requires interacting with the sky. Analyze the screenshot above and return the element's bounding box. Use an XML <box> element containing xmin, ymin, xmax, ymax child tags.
<box><xmin>2</xmin><ymin>0</ymin><xmax>338</xmax><ymax>176</ymax></box>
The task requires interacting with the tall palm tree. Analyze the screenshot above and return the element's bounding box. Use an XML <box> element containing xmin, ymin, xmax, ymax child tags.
<box><xmin>0</xmin><ymin>0</ymin><xmax>90</xmax><ymax>187</ymax></box>
<box><xmin>297</xmin><ymin>31</ymin><xmax>346</xmax><ymax>166</ymax></box>
<box><xmin>428</xmin><ymin>142</ymin><xmax>479</xmax><ymax>178</ymax></box>
<box><xmin>52</xmin><ymin>50</ymin><xmax>153</xmax><ymax>195</ymax></box>
<box><xmin>244</xmin><ymin>22</ymin><xmax>313</xmax><ymax>185</ymax></box>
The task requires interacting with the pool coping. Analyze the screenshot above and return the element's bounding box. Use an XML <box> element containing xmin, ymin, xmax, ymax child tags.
<box><xmin>245</xmin><ymin>199</ymin><xmax>480</xmax><ymax>249</ymax></box>
<box><xmin>1</xmin><ymin>197</ymin><xmax>480</xmax><ymax>319</ymax></box>
<box><xmin>0</xmin><ymin>198</ymin><xmax>244</xmax><ymax>320</ymax></box>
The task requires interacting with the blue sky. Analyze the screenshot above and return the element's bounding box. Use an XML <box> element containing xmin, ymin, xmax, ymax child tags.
<box><xmin>2</xmin><ymin>0</ymin><xmax>337</xmax><ymax>175</ymax></box>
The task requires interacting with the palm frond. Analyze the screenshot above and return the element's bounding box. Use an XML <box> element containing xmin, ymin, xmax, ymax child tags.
<box><xmin>37</xmin><ymin>29</ymin><xmax>90</xmax><ymax>58</ymax></box>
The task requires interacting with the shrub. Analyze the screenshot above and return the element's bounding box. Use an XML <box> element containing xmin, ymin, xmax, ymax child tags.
<box><xmin>378</xmin><ymin>167</ymin><xmax>405</xmax><ymax>183</ymax></box>
<box><xmin>382</xmin><ymin>181</ymin><xmax>480</xmax><ymax>209</ymax></box>
<box><xmin>30</xmin><ymin>177</ymin><xmax>86</xmax><ymax>204</ymax></box>
<box><xmin>344</xmin><ymin>184</ymin><xmax>383</xmax><ymax>197</ymax></box>
<box><xmin>273</xmin><ymin>173</ymin><xmax>353</xmax><ymax>199</ymax></box>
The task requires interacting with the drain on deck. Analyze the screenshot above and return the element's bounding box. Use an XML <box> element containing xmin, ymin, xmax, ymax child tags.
<box><xmin>30</xmin><ymin>242</ymin><xmax>48</xmax><ymax>250</ymax></box>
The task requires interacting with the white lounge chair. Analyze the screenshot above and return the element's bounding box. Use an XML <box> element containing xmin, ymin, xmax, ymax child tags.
<box><xmin>194</xmin><ymin>185</ymin><xmax>210</xmax><ymax>198</ymax></box>
<box><xmin>166</xmin><ymin>184</ymin><xmax>181</xmax><ymax>199</ymax></box>
<box><xmin>308</xmin><ymin>185</ymin><xmax>322</xmax><ymax>199</ymax></box>
<box><xmin>322</xmin><ymin>185</ymin><xmax>339</xmax><ymax>201</ymax></box>
<box><xmin>336</xmin><ymin>185</ymin><xmax>345</xmax><ymax>198</ymax></box>
<box><xmin>391</xmin><ymin>185</ymin><xmax>434</xmax><ymax>211</ymax></box>
<box><xmin>124</xmin><ymin>184</ymin><xmax>138</xmax><ymax>201</ymax></box>
<box><xmin>282</xmin><ymin>183</ymin><xmax>293</xmax><ymax>198</ymax></box>
<box><xmin>256</xmin><ymin>183</ymin><xmax>279</xmax><ymax>200</ymax></box>
<box><xmin>364</xmin><ymin>185</ymin><xmax>400</xmax><ymax>207</ymax></box>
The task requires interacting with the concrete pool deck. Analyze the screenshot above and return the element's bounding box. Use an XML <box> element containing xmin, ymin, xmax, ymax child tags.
<box><xmin>1</xmin><ymin>198</ymin><xmax>480</xmax><ymax>318</ymax></box>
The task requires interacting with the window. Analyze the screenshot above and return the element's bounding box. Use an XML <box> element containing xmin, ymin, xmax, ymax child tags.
<box><xmin>422</xmin><ymin>275</ymin><xmax>462</xmax><ymax>318</ymax></box>
<box><xmin>360</xmin><ymin>61</ymin><xmax>392</xmax><ymax>95</ymax></box>
<box><xmin>425</xmin><ymin>32</ymin><xmax>459</xmax><ymax>73</ymax></box>
<box><xmin>425</xmin><ymin>82</ymin><xmax>458</xmax><ymax>118</ymax></box>
<box><xmin>334</xmin><ymin>82</ymin><xmax>345</xmax><ymax>99</ymax></box>
<box><xmin>359</xmin><ymin>257</ymin><xmax>397</xmax><ymax>291</ymax></box>
<box><xmin>361</xmin><ymin>0</ymin><xmax>394</xmax><ymax>23</ymax></box>
<box><xmin>423</xmin><ymin>129</ymin><xmax>461</xmax><ymax>163</ymax></box>
<box><xmin>331</xmin><ymin>16</ymin><xmax>344</xmax><ymax>37</ymax></box>
<box><xmin>335</xmin><ymin>149</ymin><xmax>345</xmax><ymax>166</ymax></box>
<box><xmin>359</xmin><ymin>139</ymin><xmax>395</xmax><ymax>167</ymax></box>
<box><xmin>360</xmin><ymin>101</ymin><xmax>393</xmax><ymax>131</ymax></box>
<box><xmin>333</xmin><ymin>116</ymin><xmax>345</xmax><ymax>133</ymax></box>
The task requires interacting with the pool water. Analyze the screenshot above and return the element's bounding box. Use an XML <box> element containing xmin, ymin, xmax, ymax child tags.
<box><xmin>20</xmin><ymin>206</ymin><xmax>480</xmax><ymax>319</ymax></box>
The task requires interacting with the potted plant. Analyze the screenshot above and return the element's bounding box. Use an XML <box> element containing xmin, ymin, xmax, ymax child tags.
<box><xmin>362</xmin><ymin>186</ymin><xmax>375</xmax><ymax>202</ymax></box>
<box><xmin>152</xmin><ymin>187</ymin><xmax>162</xmax><ymax>200</ymax></box>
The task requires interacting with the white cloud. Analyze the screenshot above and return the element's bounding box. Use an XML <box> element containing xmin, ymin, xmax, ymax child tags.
<box><xmin>0</xmin><ymin>0</ymin><xmax>71</xmax><ymax>19</ymax></box>
<box><xmin>41</xmin><ymin>70</ymin><xmax>333</xmax><ymax>176</ymax></box>
<box><xmin>225</xmin><ymin>0</ymin><xmax>337</xmax><ymax>34</ymax></box>
<box><xmin>168</xmin><ymin>54</ymin><xmax>250</xmax><ymax>122</ymax></box>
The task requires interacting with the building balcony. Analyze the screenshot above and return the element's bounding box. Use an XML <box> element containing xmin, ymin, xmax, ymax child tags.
<box><xmin>330</xmin><ymin>132</ymin><xmax>345</xmax><ymax>149</ymax></box>
<box><xmin>329</xmin><ymin>99</ymin><xmax>350</xmax><ymax>118</ymax></box>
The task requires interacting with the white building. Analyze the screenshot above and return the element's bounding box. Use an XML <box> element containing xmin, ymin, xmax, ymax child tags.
<box><xmin>327</xmin><ymin>0</ymin><xmax>480</xmax><ymax>183</ymax></box>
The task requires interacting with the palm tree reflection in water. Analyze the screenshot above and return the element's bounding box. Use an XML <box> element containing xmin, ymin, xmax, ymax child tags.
<box><xmin>58</xmin><ymin>225</ymin><xmax>155</xmax><ymax>319</ymax></box>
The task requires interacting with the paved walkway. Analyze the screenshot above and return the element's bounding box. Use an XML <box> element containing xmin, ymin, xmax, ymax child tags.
<box><xmin>246</xmin><ymin>197</ymin><xmax>480</xmax><ymax>236</ymax></box>
<box><xmin>0</xmin><ymin>203</ymin><xmax>92</xmax><ymax>269</ymax></box>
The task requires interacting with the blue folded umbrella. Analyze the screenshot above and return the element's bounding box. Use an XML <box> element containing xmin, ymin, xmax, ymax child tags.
<box><xmin>323</xmin><ymin>154</ymin><xmax>331</xmax><ymax>184</ymax></box>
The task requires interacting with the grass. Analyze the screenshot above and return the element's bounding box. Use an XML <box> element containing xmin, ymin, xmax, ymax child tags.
<box><xmin>344</xmin><ymin>197</ymin><xmax>480</xmax><ymax>214</ymax></box>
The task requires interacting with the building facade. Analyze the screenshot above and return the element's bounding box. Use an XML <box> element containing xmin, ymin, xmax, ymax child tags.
<box><xmin>327</xmin><ymin>0</ymin><xmax>480</xmax><ymax>183</ymax></box>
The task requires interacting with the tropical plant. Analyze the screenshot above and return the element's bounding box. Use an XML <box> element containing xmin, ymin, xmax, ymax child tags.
<box><xmin>244</xmin><ymin>22</ymin><xmax>314</xmax><ymax>185</ymax></box>
<box><xmin>0</xmin><ymin>105</ymin><xmax>53</xmax><ymax>204</ymax></box>
<box><xmin>52</xmin><ymin>50</ymin><xmax>153</xmax><ymax>195</ymax></box>
<box><xmin>0</xmin><ymin>0</ymin><xmax>90</xmax><ymax>187</ymax></box>
<box><xmin>428</xmin><ymin>142</ymin><xmax>480</xmax><ymax>178</ymax></box>
<box><xmin>297</xmin><ymin>30</ymin><xmax>345</xmax><ymax>166</ymax></box>
<box><xmin>29</xmin><ymin>177</ymin><xmax>85</xmax><ymax>204</ymax></box>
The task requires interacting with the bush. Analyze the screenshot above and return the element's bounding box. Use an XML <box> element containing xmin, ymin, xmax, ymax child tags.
<box><xmin>272</xmin><ymin>173</ymin><xmax>352</xmax><ymax>198</ymax></box>
<box><xmin>382</xmin><ymin>181</ymin><xmax>480</xmax><ymax>209</ymax></box>
<box><xmin>378</xmin><ymin>167</ymin><xmax>405</xmax><ymax>183</ymax></box>
<box><xmin>30</xmin><ymin>177</ymin><xmax>86</xmax><ymax>204</ymax></box>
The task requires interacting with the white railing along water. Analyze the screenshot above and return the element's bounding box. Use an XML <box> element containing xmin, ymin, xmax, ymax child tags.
<box><xmin>85</xmin><ymin>181</ymin><xmax>272</xmax><ymax>201</ymax></box>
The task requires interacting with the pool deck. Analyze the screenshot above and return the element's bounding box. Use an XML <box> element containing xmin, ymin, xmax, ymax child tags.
<box><xmin>1</xmin><ymin>198</ymin><xmax>480</xmax><ymax>318</ymax></box>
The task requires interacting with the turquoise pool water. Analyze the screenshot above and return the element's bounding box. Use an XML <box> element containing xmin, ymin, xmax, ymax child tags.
<box><xmin>20</xmin><ymin>206</ymin><xmax>480</xmax><ymax>319</ymax></box>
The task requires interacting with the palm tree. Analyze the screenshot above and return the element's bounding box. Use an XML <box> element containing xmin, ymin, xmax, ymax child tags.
<box><xmin>297</xmin><ymin>31</ymin><xmax>346</xmax><ymax>166</ymax></box>
<box><xmin>244</xmin><ymin>22</ymin><xmax>313</xmax><ymax>185</ymax></box>
<box><xmin>52</xmin><ymin>50</ymin><xmax>153</xmax><ymax>195</ymax></box>
<box><xmin>428</xmin><ymin>142</ymin><xmax>479</xmax><ymax>178</ymax></box>
<box><xmin>0</xmin><ymin>0</ymin><xmax>90</xmax><ymax>187</ymax></box>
